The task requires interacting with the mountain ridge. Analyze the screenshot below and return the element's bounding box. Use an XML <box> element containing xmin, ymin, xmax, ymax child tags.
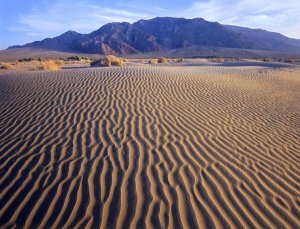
<box><xmin>8</xmin><ymin>17</ymin><xmax>300</xmax><ymax>55</ymax></box>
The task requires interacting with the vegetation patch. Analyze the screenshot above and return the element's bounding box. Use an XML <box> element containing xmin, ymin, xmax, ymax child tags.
<box><xmin>0</xmin><ymin>62</ymin><xmax>15</xmax><ymax>70</ymax></box>
<box><xmin>63</xmin><ymin>56</ymin><xmax>90</xmax><ymax>61</ymax></box>
<box><xmin>158</xmin><ymin>57</ymin><xmax>169</xmax><ymax>63</ymax></box>
<box><xmin>32</xmin><ymin>60</ymin><xmax>61</xmax><ymax>71</ymax></box>
<box><xmin>148</xmin><ymin>59</ymin><xmax>158</xmax><ymax>64</ymax></box>
<box><xmin>90</xmin><ymin>55</ymin><xmax>126</xmax><ymax>67</ymax></box>
<box><xmin>18</xmin><ymin>57</ymin><xmax>35</xmax><ymax>62</ymax></box>
<box><xmin>67</xmin><ymin>56</ymin><xmax>81</xmax><ymax>61</ymax></box>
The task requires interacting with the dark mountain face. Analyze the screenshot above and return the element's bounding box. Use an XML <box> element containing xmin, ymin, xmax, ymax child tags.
<box><xmin>133</xmin><ymin>17</ymin><xmax>254</xmax><ymax>49</ymax></box>
<box><xmin>7</xmin><ymin>17</ymin><xmax>300</xmax><ymax>54</ymax></box>
<box><xmin>225</xmin><ymin>25</ymin><xmax>300</xmax><ymax>52</ymax></box>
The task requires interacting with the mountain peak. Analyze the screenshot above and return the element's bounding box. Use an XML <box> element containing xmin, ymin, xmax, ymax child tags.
<box><xmin>60</xmin><ymin>30</ymin><xmax>81</xmax><ymax>37</ymax></box>
<box><xmin>64</xmin><ymin>30</ymin><xmax>77</xmax><ymax>34</ymax></box>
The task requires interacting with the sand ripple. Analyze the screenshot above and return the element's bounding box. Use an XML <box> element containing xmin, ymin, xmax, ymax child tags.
<box><xmin>0</xmin><ymin>66</ymin><xmax>300</xmax><ymax>228</ymax></box>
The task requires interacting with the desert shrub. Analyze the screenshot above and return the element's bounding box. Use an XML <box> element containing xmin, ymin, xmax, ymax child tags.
<box><xmin>90</xmin><ymin>55</ymin><xmax>126</xmax><ymax>67</ymax></box>
<box><xmin>284</xmin><ymin>59</ymin><xmax>293</xmax><ymax>63</ymax></box>
<box><xmin>148</xmin><ymin>59</ymin><xmax>158</xmax><ymax>64</ymax></box>
<box><xmin>158</xmin><ymin>57</ymin><xmax>169</xmax><ymax>63</ymax></box>
<box><xmin>82</xmin><ymin>57</ymin><xmax>91</xmax><ymax>64</ymax></box>
<box><xmin>0</xmin><ymin>62</ymin><xmax>15</xmax><ymax>69</ymax></box>
<box><xmin>67</xmin><ymin>56</ymin><xmax>81</xmax><ymax>61</ymax></box>
<box><xmin>54</xmin><ymin>60</ymin><xmax>64</xmax><ymax>66</ymax></box>
<box><xmin>32</xmin><ymin>60</ymin><xmax>61</xmax><ymax>71</ymax></box>
<box><xmin>18</xmin><ymin>57</ymin><xmax>35</xmax><ymax>62</ymax></box>
<box><xmin>107</xmin><ymin>55</ymin><xmax>126</xmax><ymax>66</ymax></box>
<box><xmin>217</xmin><ymin>58</ymin><xmax>225</xmax><ymax>63</ymax></box>
<box><xmin>90</xmin><ymin>59</ymin><xmax>104</xmax><ymax>67</ymax></box>
<box><xmin>67</xmin><ymin>56</ymin><xmax>90</xmax><ymax>61</ymax></box>
<box><xmin>81</xmin><ymin>56</ymin><xmax>90</xmax><ymax>60</ymax></box>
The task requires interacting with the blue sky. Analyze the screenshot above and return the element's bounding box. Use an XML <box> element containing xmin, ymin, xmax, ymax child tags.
<box><xmin>1</xmin><ymin>0</ymin><xmax>300</xmax><ymax>49</ymax></box>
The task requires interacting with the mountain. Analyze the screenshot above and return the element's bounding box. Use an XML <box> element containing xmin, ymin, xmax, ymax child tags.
<box><xmin>225</xmin><ymin>25</ymin><xmax>300</xmax><ymax>51</ymax></box>
<box><xmin>7</xmin><ymin>17</ymin><xmax>300</xmax><ymax>55</ymax></box>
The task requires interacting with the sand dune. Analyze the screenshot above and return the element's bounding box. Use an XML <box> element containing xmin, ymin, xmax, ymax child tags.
<box><xmin>0</xmin><ymin>65</ymin><xmax>300</xmax><ymax>228</ymax></box>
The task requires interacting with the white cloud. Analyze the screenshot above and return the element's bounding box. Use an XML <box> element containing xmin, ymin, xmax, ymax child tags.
<box><xmin>9</xmin><ymin>0</ymin><xmax>156</xmax><ymax>38</ymax></box>
<box><xmin>182</xmin><ymin>0</ymin><xmax>300</xmax><ymax>38</ymax></box>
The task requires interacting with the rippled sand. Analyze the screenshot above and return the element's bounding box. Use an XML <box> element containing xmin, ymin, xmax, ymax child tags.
<box><xmin>0</xmin><ymin>66</ymin><xmax>300</xmax><ymax>228</ymax></box>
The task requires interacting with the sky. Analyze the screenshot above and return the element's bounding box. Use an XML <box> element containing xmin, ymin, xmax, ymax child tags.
<box><xmin>0</xmin><ymin>0</ymin><xmax>300</xmax><ymax>49</ymax></box>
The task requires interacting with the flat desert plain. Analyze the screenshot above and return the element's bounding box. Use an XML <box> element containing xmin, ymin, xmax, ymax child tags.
<box><xmin>0</xmin><ymin>64</ymin><xmax>300</xmax><ymax>228</ymax></box>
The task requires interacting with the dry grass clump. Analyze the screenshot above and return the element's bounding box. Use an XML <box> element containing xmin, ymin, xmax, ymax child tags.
<box><xmin>121</xmin><ymin>58</ymin><xmax>128</xmax><ymax>63</ymax></box>
<box><xmin>107</xmin><ymin>55</ymin><xmax>126</xmax><ymax>66</ymax></box>
<box><xmin>82</xmin><ymin>59</ymin><xmax>91</xmax><ymax>64</ymax></box>
<box><xmin>32</xmin><ymin>60</ymin><xmax>61</xmax><ymax>71</ymax></box>
<box><xmin>148</xmin><ymin>59</ymin><xmax>158</xmax><ymax>64</ymax></box>
<box><xmin>158</xmin><ymin>57</ymin><xmax>169</xmax><ymax>63</ymax></box>
<box><xmin>214</xmin><ymin>58</ymin><xmax>225</xmax><ymax>63</ymax></box>
<box><xmin>54</xmin><ymin>60</ymin><xmax>64</xmax><ymax>66</ymax></box>
<box><xmin>0</xmin><ymin>62</ymin><xmax>15</xmax><ymax>70</ymax></box>
<box><xmin>90</xmin><ymin>55</ymin><xmax>126</xmax><ymax>67</ymax></box>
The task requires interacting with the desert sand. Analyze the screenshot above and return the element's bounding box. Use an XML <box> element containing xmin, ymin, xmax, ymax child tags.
<box><xmin>0</xmin><ymin>65</ymin><xmax>300</xmax><ymax>228</ymax></box>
